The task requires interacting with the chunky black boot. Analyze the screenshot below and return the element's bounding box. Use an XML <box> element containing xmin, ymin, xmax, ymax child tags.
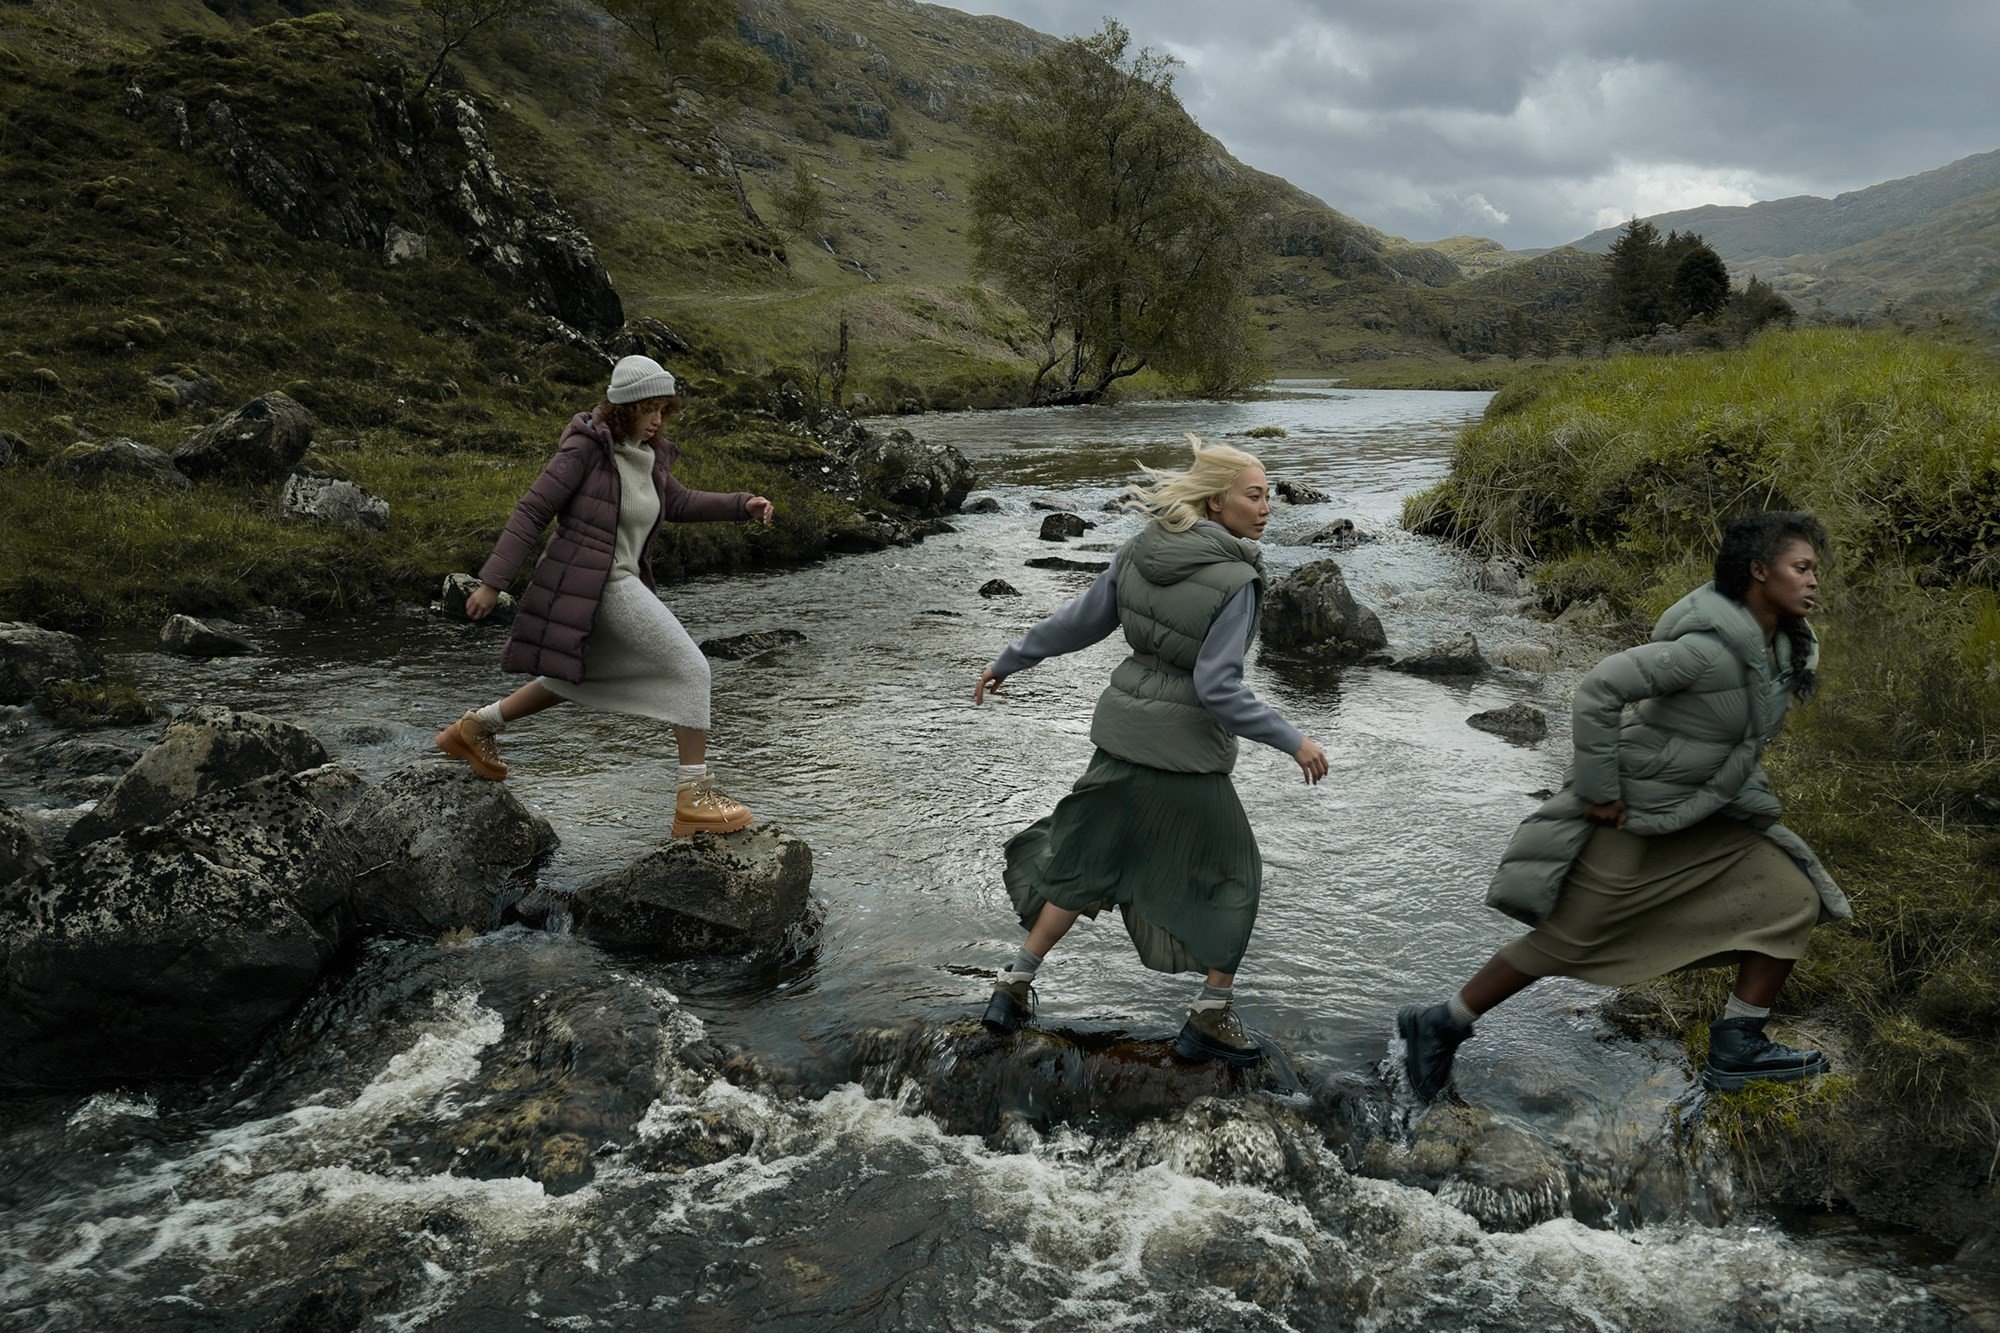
<box><xmin>1172</xmin><ymin>999</ymin><xmax>1264</xmax><ymax>1068</ymax></box>
<box><xmin>982</xmin><ymin>970</ymin><xmax>1034</xmax><ymax>1034</ymax></box>
<box><xmin>1702</xmin><ymin>1017</ymin><xmax>1830</xmax><ymax>1091</ymax></box>
<box><xmin>1397</xmin><ymin>1003</ymin><xmax>1471</xmax><ymax>1103</ymax></box>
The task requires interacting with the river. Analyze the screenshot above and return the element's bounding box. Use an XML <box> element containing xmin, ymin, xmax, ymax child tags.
<box><xmin>0</xmin><ymin>383</ymin><xmax>1990</xmax><ymax>1329</ymax></box>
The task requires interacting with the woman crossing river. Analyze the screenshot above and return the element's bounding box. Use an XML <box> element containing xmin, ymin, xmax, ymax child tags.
<box><xmin>973</xmin><ymin>435</ymin><xmax>1330</xmax><ymax>1067</ymax></box>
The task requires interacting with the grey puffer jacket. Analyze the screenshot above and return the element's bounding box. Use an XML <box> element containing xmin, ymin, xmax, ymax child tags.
<box><xmin>1486</xmin><ymin>583</ymin><xmax>1850</xmax><ymax>926</ymax></box>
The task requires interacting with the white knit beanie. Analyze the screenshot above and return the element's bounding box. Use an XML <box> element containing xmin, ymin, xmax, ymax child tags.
<box><xmin>606</xmin><ymin>354</ymin><xmax>678</xmax><ymax>404</ymax></box>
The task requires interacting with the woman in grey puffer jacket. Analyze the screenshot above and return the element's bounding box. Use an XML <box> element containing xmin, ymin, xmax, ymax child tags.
<box><xmin>1401</xmin><ymin>511</ymin><xmax>1849</xmax><ymax>1100</ymax></box>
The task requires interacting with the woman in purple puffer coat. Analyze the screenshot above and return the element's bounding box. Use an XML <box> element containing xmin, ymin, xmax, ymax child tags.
<box><xmin>434</xmin><ymin>355</ymin><xmax>775</xmax><ymax>838</ymax></box>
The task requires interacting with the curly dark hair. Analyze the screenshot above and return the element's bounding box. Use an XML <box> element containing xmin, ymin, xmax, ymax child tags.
<box><xmin>594</xmin><ymin>394</ymin><xmax>683</xmax><ymax>444</ymax></box>
<box><xmin>1713</xmin><ymin>510</ymin><xmax>1827</xmax><ymax>700</ymax></box>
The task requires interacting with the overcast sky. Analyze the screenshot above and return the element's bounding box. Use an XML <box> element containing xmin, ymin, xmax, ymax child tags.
<box><xmin>961</xmin><ymin>0</ymin><xmax>2000</xmax><ymax>249</ymax></box>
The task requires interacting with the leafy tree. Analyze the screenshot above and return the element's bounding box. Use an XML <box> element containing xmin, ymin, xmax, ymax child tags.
<box><xmin>775</xmin><ymin>159</ymin><xmax>826</xmax><ymax>235</ymax></box>
<box><xmin>969</xmin><ymin>21</ymin><xmax>1263</xmax><ymax>403</ymax></box>
<box><xmin>1722</xmin><ymin>275</ymin><xmax>1796</xmax><ymax>338</ymax></box>
<box><xmin>602</xmin><ymin>0</ymin><xmax>777</xmax><ymax>100</ymax></box>
<box><xmin>416</xmin><ymin>0</ymin><xmax>535</xmax><ymax>98</ymax></box>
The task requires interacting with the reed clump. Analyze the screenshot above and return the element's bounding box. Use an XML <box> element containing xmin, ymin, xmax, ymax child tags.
<box><xmin>1411</xmin><ymin>327</ymin><xmax>2000</xmax><ymax>1243</ymax></box>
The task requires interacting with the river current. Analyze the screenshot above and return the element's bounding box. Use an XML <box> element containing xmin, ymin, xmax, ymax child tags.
<box><xmin>1</xmin><ymin>384</ymin><xmax>1991</xmax><ymax>1328</ymax></box>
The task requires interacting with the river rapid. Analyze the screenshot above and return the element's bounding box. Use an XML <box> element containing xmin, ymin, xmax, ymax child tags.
<box><xmin>1</xmin><ymin>383</ymin><xmax>1992</xmax><ymax>1329</ymax></box>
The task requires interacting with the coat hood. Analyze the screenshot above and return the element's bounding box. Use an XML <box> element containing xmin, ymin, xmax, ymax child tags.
<box><xmin>1651</xmin><ymin>582</ymin><xmax>1818</xmax><ymax>674</ymax></box>
<box><xmin>1127</xmin><ymin>520</ymin><xmax>1264</xmax><ymax>587</ymax></box>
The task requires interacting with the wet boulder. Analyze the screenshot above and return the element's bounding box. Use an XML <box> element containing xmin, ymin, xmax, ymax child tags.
<box><xmin>1273</xmin><ymin>478</ymin><xmax>1331</xmax><ymax>505</ymax></box>
<box><xmin>1468</xmin><ymin>703</ymin><xmax>1548</xmax><ymax>745</ymax></box>
<box><xmin>343</xmin><ymin>765</ymin><xmax>558</xmax><ymax>936</ymax></box>
<box><xmin>1259</xmin><ymin>561</ymin><xmax>1388</xmax><ymax>664</ymax></box>
<box><xmin>281</xmin><ymin>467</ymin><xmax>390</xmax><ymax>531</ymax></box>
<box><xmin>1024</xmin><ymin>555</ymin><xmax>1110</xmax><ymax>573</ymax></box>
<box><xmin>0</xmin><ymin>622</ymin><xmax>100</xmax><ymax>704</ymax></box>
<box><xmin>962</xmin><ymin>495</ymin><xmax>1002</xmax><ymax>514</ymax></box>
<box><xmin>439</xmin><ymin>572</ymin><xmax>516</xmax><ymax>625</ymax></box>
<box><xmin>50</xmin><ymin>437</ymin><xmax>191</xmax><ymax>491</ymax></box>
<box><xmin>0</xmin><ymin>772</ymin><xmax>361</xmax><ymax>1091</ymax></box>
<box><xmin>979</xmin><ymin>579</ymin><xmax>1020</xmax><ymax>598</ymax></box>
<box><xmin>1390</xmin><ymin>632</ymin><xmax>1488</xmax><ymax>677</ymax></box>
<box><xmin>0</xmin><ymin>799</ymin><xmax>46</xmax><ymax>885</ymax></box>
<box><xmin>170</xmin><ymin>391</ymin><xmax>314</xmax><ymax>483</ymax></box>
<box><xmin>826</xmin><ymin>511</ymin><xmax>955</xmax><ymax>554</ymax></box>
<box><xmin>159</xmin><ymin>613</ymin><xmax>257</xmax><ymax>658</ymax></box>
<box><xmin>1368</xmin><ymin>1103</ymin><xmax>1573</xmax><ymax>1232</ymax></box>
<box><xmin>1028</xmin><ymin>492</ymin><xmax>1077</xmax><ymax>511</ymax></box>
<box><xmin>699</xmin><ymin>629</ymin><xmax>806</xmax><ymax>661</ymax></box>
<box><xmin>1491</xmin><ymin>641</ymin><xmax>1556</xmax><ymax>673</ymax></box>
<box><xmin>572</xmin><ymin>824</ymin><xmax>812</xmax><ymax>957</ymax></box>
<box><xmin>1112</xmin><ymin>1096</ymin><xmax>1343</xmax><ymax>1197</ymax></box>
<box><xmin>1477</xmin><ymin>556</ymin><xmax>1531</xmax><ymax>597</ymax></box>
<box><xmin>1306</xmin><ymin>518</ymin><xmax>1369</xmax><ymax>548</ymax></box>
<box><xmin>1037</xmin><ymin>512</ymin><xmax>1091</xmax><ymax>542</ymax></box>
<box><xmin>841</xmin><ymin>427</ymin><xmax>977</xmax><ymax>513</ymax></box>
<box><xmin>67</xmin><ymin>706</ymin><xmax>329</xmax><ymax>847</ymax></box>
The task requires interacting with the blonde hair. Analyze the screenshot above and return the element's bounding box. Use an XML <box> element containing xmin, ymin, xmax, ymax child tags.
<box><xmin>1120</xmin><ymin>433</ymin><xmax>1264</xmax><ymax>533</ymax></box>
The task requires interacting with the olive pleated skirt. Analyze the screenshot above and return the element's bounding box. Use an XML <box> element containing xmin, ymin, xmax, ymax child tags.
<box><xmin>1498</xmin><ymin>814</ymin><xmax>1819</xmax><ymax>985</ymax></box>
<box><xmin>1002</xmin><ymin>749</ymin><xmax>1261</xmax><ymax>975</ymax></box>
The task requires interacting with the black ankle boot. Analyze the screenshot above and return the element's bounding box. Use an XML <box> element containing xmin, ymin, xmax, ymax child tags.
<box><xmin>1397</xmin><ymin>1003</ymin><xmax>1471</xmax><ymax>1103</ymax></box>
<box><xmin>1702</xmin><ymin>1017</ymin><xmax>1829</xmax><ymax>1091</ymax></box>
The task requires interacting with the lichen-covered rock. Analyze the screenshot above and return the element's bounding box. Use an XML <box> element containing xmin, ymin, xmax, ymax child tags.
<box><xmin>0</xmin><ymin>799</ymin><xmax>46</xmax><ymax>885</ymax></box>
<box><xmin>341</xmin><ymin>765</ymin><xmax>558</xmax><ymax>936</ymax></box>
<box><xmin>439</xmin><ymin>572</ymin><xmax>517</xmax><ymax>625</ymax></box>
<box><xmin>572</xmin><ymin>825</ymin><xmax>812</xmax><ymax>956</ymax></box>
<box><xmin>1037</xmin><ymin>512</ymin><xmax>1090</xmax><ymax>541</ymax></box>
<box><xmin>171</xmin><ymin>392</ymin><xmax>314</xmax><ymax>482</ymax></box>
<box><xmin>0</xmin><ymin>622</ymin><xmax>100</xmax><ymax>705</ymax></box>
<box><xmin>0</xmin><ymin>773</ymin><xmax>360</xmax><ymax>1091</ymax></box>
<box><xmin>1390</xmin><ymin>632</ymin><xmax>1488</xmax><ymax>677</ymax></box>
<box><xmin>50</xmin><ymin>437</ymin><xmax>191</xmax><ymax>491</ymax></box>
<box><xmin>1259</xmin><ymin>561</ymin><xmax>1388</xmax><ymax>664</ymax></box>
<box><xmin>66</xmin><ymin>705</ymin><xmax>329</xmax><ymax>847</ymax></box>
<box><xmin>1467</xmin><ymin>703</ymin><xmax>1548</xmax><ymax>745</ymax></box>
<box><xmin>159</xmin><ymin>613</ymin><xmax>257</xmax><ymax>658</ymax></box>
<box><xmin>840</xmin><ymin>427</ymin><xmax>977</xmax><ymax>513</ymax></box>
<box><xmin>1477</xmin><ymin>556</ymin><xmax>1530</xmax><ymax>597</ymax></box>
<box><xmin>699</xmin><ymin>629</ymin><xmax>806</xmax><ymax>661</ymax></box>
<box><xmin>281</xmin><ymin>468</ymin><xmax>389</xmax><ymax>531</ymax></box>
<box><xmin>147</xmin><ymin>372</ymin><xmax>223</xmax><ymax>417</ymax></box>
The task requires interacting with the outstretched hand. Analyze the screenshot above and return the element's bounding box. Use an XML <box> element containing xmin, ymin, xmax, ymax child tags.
<box><xmin>746</xmin><ymin>496</ymin><xmax>775</xmax><ymax>526</ymax></box>
<box><xmin>465</xmin><ymin>584</ymin><xmax>500</xmax><ymax>621</ymax></box>
<box><xmin>974</xmin><ymin>667</ymin><xmax>1006</xmax><ymax>705</ymax></box>
<box><xmin>1293</xmin><ymin>736</ymin><xmax>1328</xmax><ymax>785</ymax></box>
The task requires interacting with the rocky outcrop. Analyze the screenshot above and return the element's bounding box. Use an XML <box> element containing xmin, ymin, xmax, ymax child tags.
<box><xmin>1365</xmin><ymin>1104</ymin><xmax>1572</xmax><ymax>1232</ymax></box>
<box><xmin>281</xmin><ymin>468</ymin><xmax>389</xmax><ymax>530</ymax></box>
<box><xmin>51</xmin><ymin>437</ymin><xmax>191</xmax><ymax>491</ymax></box>
<box><xmin>825</xmin><ymin>511</ymin><xmax>954</xmax><ymax>554</ymax></box>
<box><xmin>1477</xmin><ymin>556</ymin><xmax>1531</xmax><ymax>596</ymax></box>
<box><xmin>979</xmin><ymin>579</ymin><xmax>1019</xmax><ymax>598</ymax></box>
<box><xmin>839</xmin><ymin>426</ymin><xmax>977</xmax><ymax>513</ymax></box>
<box><xmin>1259</xmin><ymin>561</ymin><xmax>1388</xmax><ymax>664</ymax></box>
<box><xmin>342</xmin><ymin>766</ymin><xmax>558</xmax><ymax>936</ymax></box>
<box><xmin>1024</xmin><ymin>555</ymin><xmax>1110</xmax><ymax>573</ymax></box>
<box><xmin>0</xmin><ymin>799</ymin><xmax>46</xmax><ymax>885</ymax></box>
<box><xmin>699</xmin><ymin>629</ymin><xmax>806</xmax><ymax>661</ymax></box>
<box><xmin>1306</xmin><ymin>518</ymin><xmax>1369</xmax><ymax>548</ymax></box>
<box><xmin>1038</xmin><ymin>512</ymin><xmax>1090</xmax><ymax>541</ymax></box>
<box><xmin>66</xmin><ymin>706</ymin><xmax>329</xmax><ymax>847</ymax></box>
<box><xmin>0</xmin><ymin>622</ymin><xmax>100</xmax><ymax>705</ymax></box>
<box><xmin>1273</xmin><ymin>479</ymin><xmax>1331</xmax><ymax>505</ymax></box>
<box><xmin>1390</xmin><ymin>632</ymin><xmax>1488</xmax><ymax>676</ymax></box>
<box><xmin>439</xmin><ymin>572</ymin><xmax>516</xmax><ymax>625</ymax></box>
<box><xmin>1467</xmin><ymin>703</ymin><xmax>1548</xmax><ymax>745</ymax></box>
<box><xmin>0</xmin><ymin>772</ymin><xmax>360</xmax><ymax>1091</ymax></box>
<box><xmin>159</xmin><ymin>614</ymin><xmax>257</xmax><ymax>658</ymax></box>
<box><xmin>171</xmin><ymin>392</ymin><xmax>314</xmax><ymax>483</ymax></box>
<box><xmin>572</xmin><ymin>825</ymin><xmax>812</xmax><ymax>957</ymax></box>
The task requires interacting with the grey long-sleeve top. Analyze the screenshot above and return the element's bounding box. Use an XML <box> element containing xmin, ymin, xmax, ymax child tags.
<box><xmin>988</xmin><ymin>553</ymin><xmax>1305</xmax><ymax>756</ymax></box>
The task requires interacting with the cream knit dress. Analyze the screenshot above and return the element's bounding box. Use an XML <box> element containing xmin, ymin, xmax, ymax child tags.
<box><xmin>536</xmin><ymin>439</ymin><xmax>713</xmax><ymax>728</ymax></box>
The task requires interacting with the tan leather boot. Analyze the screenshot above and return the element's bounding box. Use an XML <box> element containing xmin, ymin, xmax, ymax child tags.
<box><xmin>672</xmin><ymin>774</ymin><xmax>752</xmax><ymax>838</ymax></box>
<box><xmin>435</xmin><ymin>710</ymin><xmax>508</xmax><ymax>781</ymax></box>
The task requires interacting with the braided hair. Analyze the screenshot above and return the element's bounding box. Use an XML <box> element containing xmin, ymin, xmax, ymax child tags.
<box><xmin>1713</xmin><ymin>510</ymin><xmax>1826</xmax><ymax>701</ymax></box>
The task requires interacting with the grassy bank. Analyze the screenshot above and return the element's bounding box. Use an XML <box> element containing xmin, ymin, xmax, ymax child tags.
<box><xmin>1408</xmin><ymin>328</ymin><xmax>2000</xmax><ymax>1246</ymax></box>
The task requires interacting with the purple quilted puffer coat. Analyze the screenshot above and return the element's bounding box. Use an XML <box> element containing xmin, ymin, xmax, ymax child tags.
<box><xmin>478</xmin><ymin>410</ymin><xmax>749</xmax><ymax>683</ymax></box>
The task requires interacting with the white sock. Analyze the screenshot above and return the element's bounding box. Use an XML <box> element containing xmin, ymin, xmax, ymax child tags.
<box><xmin>1193</xmin><ymin>981</ymin><xmax>1233</xmax><ymax>1012</ymax></box>
<box><xmin>676</xmin><ymin>763</ymin><xmax>708</xmax><ymax>790</ymax></box>
<box><xmin>1723</xmin><ymin>995</ymin><xmax>1772</xmax><ymax>1022</ymax></box>
<box><xmin>1446</xmin><ymin>993</ymin><xmax>1479</xmax><ymax>1029</ymax></box>
<box><xmin>474</xmin><ymin>703</ymin><xmax>507</xmax><ymax>731</ymax></box>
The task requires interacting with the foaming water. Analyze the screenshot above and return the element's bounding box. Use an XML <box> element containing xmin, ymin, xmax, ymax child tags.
<box><xmin>0</xmin><ymin>386</ymin><xmax>1988</xmax><ymax>1327</ymax></box>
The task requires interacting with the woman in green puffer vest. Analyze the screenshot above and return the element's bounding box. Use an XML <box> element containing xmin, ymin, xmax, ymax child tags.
<box><xmin>972</xmin><ymin>436</ymin><xmax>1330</xmax><ymax>1068</ymax></box>
<box><xmin>1400</xmin><ymin>511</ymin><xmax>1851</xmax><ymax>1101</ymax></box>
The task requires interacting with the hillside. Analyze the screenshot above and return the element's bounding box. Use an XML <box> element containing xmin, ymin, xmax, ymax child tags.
<box><xmin>1739</xmin><ymin>185</ymin><xmax>2000</xmax><ymax>321</ymax></box>
<box><xmin>1567</xmin><ymin>148</ymin><xmax>2000</xmax><ymax>264</ymax></box>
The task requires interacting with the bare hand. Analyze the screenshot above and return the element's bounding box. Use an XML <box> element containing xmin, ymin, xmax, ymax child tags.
<box><xmin>746</xmin><ymin>496</ymin><xmax>775</xmax><ymax>526</ymax></box>
<box><xmin>974</xmin><ymin>667</ymin><xmax>1005</xmax><ymax>705</ymax></box>
<box><xmin>1584</xmin><ymin>799</ymin><xmax>1628</xmax><ymax>829</ymax></box>
<box><xmin>1293</xmin><ymin>737</ymin><xmax>1328</xmax><ymax>785</ymax></box>
<box><xmin>465</xmin><ymin>584</ymin><xmax>500</xmax><ymax>621</ymax></box>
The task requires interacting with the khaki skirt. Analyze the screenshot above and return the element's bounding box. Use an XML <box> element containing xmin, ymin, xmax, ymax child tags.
<box><xmin>1498</xmin><ymin>814</ymin><xmax>1819</xmax><ymax>985</ymax></box>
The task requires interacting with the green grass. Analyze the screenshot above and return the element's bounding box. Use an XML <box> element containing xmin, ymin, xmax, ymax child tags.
<box><xmin>1409</xmin><ymin>326</ymin><xmax>2000</xmax><ymax>1242</ymax></box>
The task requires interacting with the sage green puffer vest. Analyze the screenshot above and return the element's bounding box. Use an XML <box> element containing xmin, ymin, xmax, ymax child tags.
<box><xmin>1088</xmin><ymin>522</ymin><xmax>1263</xmax><ymax>773</ymax></box>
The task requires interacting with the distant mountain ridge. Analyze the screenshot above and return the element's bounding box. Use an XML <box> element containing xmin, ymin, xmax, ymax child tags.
<box><xmin>1567</xmin><ymin>148</ymin><xmax>2000</xmax><ymax>262</ymax></box>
